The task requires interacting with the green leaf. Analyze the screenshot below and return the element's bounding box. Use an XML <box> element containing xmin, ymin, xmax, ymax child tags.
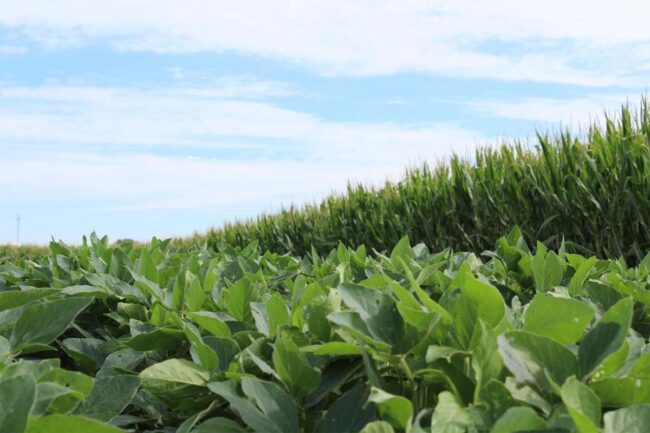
<box><xmin>368</xmin><ymin>387</ymin><xmax>413</xmax><ymax>430</ymax></box>
<box><xmin>208</xmin><ymin>379</ymin><xmax>298</xmax><ymax>433</ymax></box>
<box><xmin>184</xmin><ymin>322</ymin><xmax>219</xmax><ymax>372</ymax></box>
<box><xmin>568</xmin><ymin>257</ymin><xmax>597</xmax><ymax>296</ymax></box>
<box><xmin>138</xmin><ymin>249</ymin><xmax>159</xmax><ymax>284</ymax></box>
<box><xmin>523</xmin><ymin>294</ymin><xmax>594</xmax><ymax>344</ymax></box>
<box><xmin>192</xmin><ymin>417</ymin><xmax>248</xmax><ymax>433</ymax></box>
<box><xmin>222</xmin><ymin>278</ymin><xmax>256</xmax><ymax>323</ymax></box>
<box><xmin>187</xmin><ymin>311</ymin><xmax>232</xmax><ymax>338</ymax></box>
<box><xmin>10</xmin><ymin>297</ymin><xmax>93</xmax><ymax>351</ymax></box>
<box><xmin>185</xmin><ymin>273</ymin><xmax>207</xmax><ymax>312</ymax></box>
<box><xmin>273</xmin><ymin>337</ymin><xmax>320</xmax><ymax>398</ymax></box>
<box><xmin>337</xmin><ymin>282</ymin><xmax>404</xmax><ymax>346</ymax></box>
<box><xmin>603</xmin><ymin>404</ymin><xmax>650</xmax><ymax>433</ymax></box>
<box><xmin>0</xmin><ymin>288</ymin><xmax>57</xmax><ymax>312</ymax></box>
<box><xmin>579</xmin><ymin>297</ymin><xmax>633</xmax><ymax>377</ymax></box>
<box><xmin>452</xmin><ymin>267</ymin><xmax>506</xmax><ymax>349</ymax></box>
<box><xmin>25</xmin><ymin>414</ymin><xmax>124</xmax><ymax>433</ymax></box>
<box><xmin>359</xmin><ymin>421</ymin><xmax>395</xmax><ymax>433</ymax></box>
<box><xmin>139</xmin><ymin>359</ymin><xmax>210</xmax><ymax>410</ymax></box>
<box><xmin>430</xmin><ymin>391</ymin><xmax>481</xmax><ymax>433</ymax></box>
<box><xmin>267</xmin><ymin>292</ymin><xmax>290</xmax><ymax>338</ymax></box>
<box><xmin>590</xmin><ymin>377</ymin><xmax>650</xmax><ymax>406</ymax></box>
<box><xmin>0</xmin><ymin>376</ymin><xmax>36</xmax><ymax>433</ymax></box>
<box><xmin>38</xmin><ymin>368</ymin><xmax>94</xmax><ymax>414</ymax></box>
<box><xmin>390</xmin><ymin>236</ymin><xmax>414</xmax><ymax>268</ymax></box>
<box><xmin>489</xmin><ymin>406</ymin><xmax>545</xmax><ymax>433</ymax></box>
<box><xmin>75</xmin><ymin>375</ymin><xmax>140</xmax><ymax>422</ymax></box>
<box><xmin>310</xmin><ymin>341</ymin><xmax>362</xmax><ymax>356</ymax></box>
<box><xmin>498</xmin><ymin>331</ymin><xmax>578</xmax><ymax>394</ymax></box>
<box><xmin>59</xmin><ymin>338</ymin><xmax>107</xmax><ymax>372</ymax></box>
<box><xmin>317</xmin><ymin>383</ymin><xmax>376</xmax><ymax>433</ymax></box>
<box><xmin>560</xmin><ymin>376</ymin><xmax>601</xmax><ymax>433</ymax></box>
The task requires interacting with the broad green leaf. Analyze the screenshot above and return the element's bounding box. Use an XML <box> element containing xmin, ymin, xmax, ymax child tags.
<box><xmin>124</xmin><ymin>327</ymin><xmax>184</xmax><ymax>351</ymax></box>
<box><xmin>273</xmin><ymin>337</ymin><xmax>320</xmax><ymax>398</ymax></box>
<box><xmin>579</xmin><ymin>297</ymin><xmax>633</xmax><ymax>377</ymax></box>
<box><xmin>96</xmin><ymin>349</ymin><xmax>144</xmax><ymax>378</ymax></box>
<box><xmin>192</xmin><ymin>417</ymin><xmax>248</xmax><ymax>433</ymax></box>
<box><xmin>11</xmin><ymin>297</ymin><xmax>93</xmax><ymax>351</ymax></box>
<box><xmin>222</xmin><ymin>278</ymin><xmax>256</xmax><ymax>323</ymax></box>
<box><xmin>75</xmin><ymin>375</ymin><xmax>140</xmax><ymax>421</ymax></box>
<box><xmin>208</xmin><ymin>378</ymin><xmax>298</xmax><ymax>433</ymax></box>
<box><xmin>430</xmin><ymin>391</ymin><xmax>482</xmax><ymax>433</ymax></box>
<box><xmin>187</xmin><ymin>311</ymin><xmax>232</xmax><ymax>338</ymax></box>
<box><xmin>568</xmin><ymin>257</ymin><xmax>597</xmax><ymax>296</ymax></box>
<box><xmin>38</xmin><ymin>368</ymin><xmax>94</xmax><ymax>414</ymax></box>
<box><xmin>184</xmin><ymin>322</ymin><xmax>219</xmax><ymax>372</ymax></box>
<box><xmin>560</xmin><ymin>376</ymin><xmax>601</xmax><ymax>433</ymax></box>
<box><xmin>337</xmin><ymin>282</ymin><xmax>404</xmax><ymax>346</ymax></box>
<box><xmin>60</xmin><ymin>338</ymin><xmax>107</xmax><ymax>372</ymax></box>
<box><xmin>368</xmin><ymin>387</ymin><xmax>413</xmax><ymax>430</ymax></box>
<box><xmin>390</xmin><ymin>236</ymin><xmax>414</xmax><ymax>267</ymax></box>
<box><xmin>0</xmin><ymin>376</ymin><xmax>36</xmax><ymax>433</ymax></box>
<box><xmin>25</xmin><ymin>414</ymin><xmax>124</xmax><ymax>433</ymax></box>
<box><xmin>317</xmin><ymin>383</ymin><xmax>376</xmax><ymax>433</ymax></box>
<box><xmin>310</xmin><ymin>341</ymin><xmax>362</xmax><ymax>356</ymax></box>
<box><xmin>139</xmin><ymin>359</ymin><xmax>210</xmax><ymax>410</ymax></box>
<box><xmin>452</xmin><ymin>267</ymin><xmax>506</xmax><ymax>349</ymax></box>
<box><xmin>489</xmin><ymin>406</ymin><xmax>545</xmax><ymax>433</ymax></box>
<box><xmin>138</xmin><ymin>249</ymin><xmax>159</xmax><ymax>284</ymax></box>
<box><xmin>267</xmin><ymin>292</ymin><xmax>290</xmax><ymax>338</ymax></box>
<box><xmin>185</xmin><ymin>273</ymin><xmax>207</xmax><ymax>312</ymax></box>
<box><xmin>0</xmin><ymin>288</ymin><xmax>57</xmax><ymax>312</ymax></box>
<box><xmin>590</xmin><ymin>377</ymin><xmax>650</xmax><ymax>406</ymax></box>
<box><xmin>523</xmin><ymin>294</ymin><xmax>594</xmax><ymax>344</ymax></box>
<box><xmin>603</xmin><ymin>404</ymin><xmax>650</xmax><ymax>433</ymax></box>
<box><xmin>498</xmin><ymin>331</ymin><xmax>578</xmax><ymax>394</ymax></box>
<box><xmin>359</xmin><ymin>421</ymin><xmax>395</xmax><ymax>433</ymax></box>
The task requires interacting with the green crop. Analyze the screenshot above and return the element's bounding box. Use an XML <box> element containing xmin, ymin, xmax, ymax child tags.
<box><xmin>3</xmin><ymin>230</ymin><xmax>650</xmax><ymax>431</ymax></box>
<box><xmin>208</xmin><ymin>100</ymin><xmax>650</xmax><ymax>264</ymax></box>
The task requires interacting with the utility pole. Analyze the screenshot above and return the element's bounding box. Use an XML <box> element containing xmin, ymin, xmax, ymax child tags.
<box><xmin>15</xmin><ymin>215</ymin><xmax>20</xmax><ymax>246</ymax></box>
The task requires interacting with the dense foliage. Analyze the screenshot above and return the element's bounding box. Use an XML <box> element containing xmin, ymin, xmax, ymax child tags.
<box><xmin>3</xmin><ymin>230</ymin><xmax>650</xmax><ymax>432</ymax></box>
<box><xmin>208</xmin><ymin>103</ymin><xmax>650</xmax><ymax>263</ymax></box>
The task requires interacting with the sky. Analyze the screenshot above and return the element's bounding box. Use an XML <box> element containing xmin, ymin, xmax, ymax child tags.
<box><xmin>1</xmin><ymin>1</ymin><xmax>649</xmax><ymax>244</ymax></box>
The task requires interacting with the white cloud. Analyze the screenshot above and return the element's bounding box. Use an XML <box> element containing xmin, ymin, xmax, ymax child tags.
<box><xmin>1</xmin><ymin>1</ymin><xmax>650</xmax><ymax>85</ymax></box>
<box><xmin>467</xmin><ymin>94</ymin><xmax>639</xmax><ymax>127</ymax></box>
<box><xmin>0</xmin><ymin>83</ymin><xmax>482</xmax><ymax>164</ymax></box>
<box><xmin>0</xmin><ymin>82</ymin><xmax>485</xmax><ymax>218</ymax></box>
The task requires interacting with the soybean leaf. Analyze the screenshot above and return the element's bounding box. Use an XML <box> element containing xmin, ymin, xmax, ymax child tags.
<box><xmin>0</xmin><ymin>288</ymin><xmax>57</xmax><ymax>312</ymax></box>
<box><xmin>489</xmin><ymin>406</ymin><xmax>545</xmax><ymax>433</ymax></box>
<box><xmin>273</xmin><ymin>336</ymin><xmax>320</xmax><ymax>398</ymax></box>
<box><xmin>579</xmin><ymin>297</ymin><xmax>633</xmax><ymax>377</ymax></box>
<box><xmin>560</xmin><ymin>376</ymin><xmax>601</xmax><ymax>433</ymax></box>
<box><xmin>25</xmin><ymin>414</ymin><xmax>124</xmax><ymax>433</ymax></box>
<box><xmin>75</xmin><ymin>375</ymin><xmax>140</xmax><ymax>422</ymax></box>
<box><xmin>523</xmin><ymin>294</ymin><xmax>594</xmax><ymax>344</ymax></box>
<box><xmin>0</xmin><ymin>376</ymin><xmax>36</xmax><ymax>433</ymax></box>
<box><xmin>498</xmin><ymin>331</ymin><xmax>578</xmax><ymax>394</ymax></box>
<box><xmin>208</xmin><ymin>378</ymin><xmax>298</xmax><ymax>433</ymax></box>
<box><xmin>316</xmin><ymin>383</ymin><xmax>376</xmax><ymax>433</ymax></box>
<box><xmin>11</xmin><ymin>297</ymin><xmax>93</xmax><ymax>351</ymax></box>
<box><xmin>337</xmin><ymin>282</ymin><xmax>404</xmax><ymax>346</ymax></box>
<box><xmin>368</xmin><ymin>387</ymin><xmax>413</xmax><ymax>430</ymax></box>
<box><xmin>603</xmin><ymin>404</ymin><xmax>650</xmax><ymax>433</ymax></box>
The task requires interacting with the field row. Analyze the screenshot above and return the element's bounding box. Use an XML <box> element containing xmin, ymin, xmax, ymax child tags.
<box><xmin>2</xmin><ymin>230</ymin><xmax>650</xmax><ymax>432</ymax></box>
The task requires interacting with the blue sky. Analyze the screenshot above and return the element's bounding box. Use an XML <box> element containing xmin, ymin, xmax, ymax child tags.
<box><xmin>1</xmin><ymin>1</ymin><xmax>649</xmax><ymax>244</ymax></box>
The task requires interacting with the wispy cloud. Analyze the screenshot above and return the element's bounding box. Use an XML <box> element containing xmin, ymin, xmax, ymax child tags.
<box><xmin>0</xmin><ymin>81</ymin><xmax>485</xmax><ymax>217</ymax></box>
<box><xmin>0</xmin><ymin>83</ymin><xmax>483</xmax><ymax>164</ymax></box>
<box><xmin>467</xmin><ymin>94</ymin><xmax>639</xmax><ymax>127</ymax></box>
<box><xmin>2</xmin><ymin>1</ymin><xmax>649</xmax><ymax>85</ymax></box>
